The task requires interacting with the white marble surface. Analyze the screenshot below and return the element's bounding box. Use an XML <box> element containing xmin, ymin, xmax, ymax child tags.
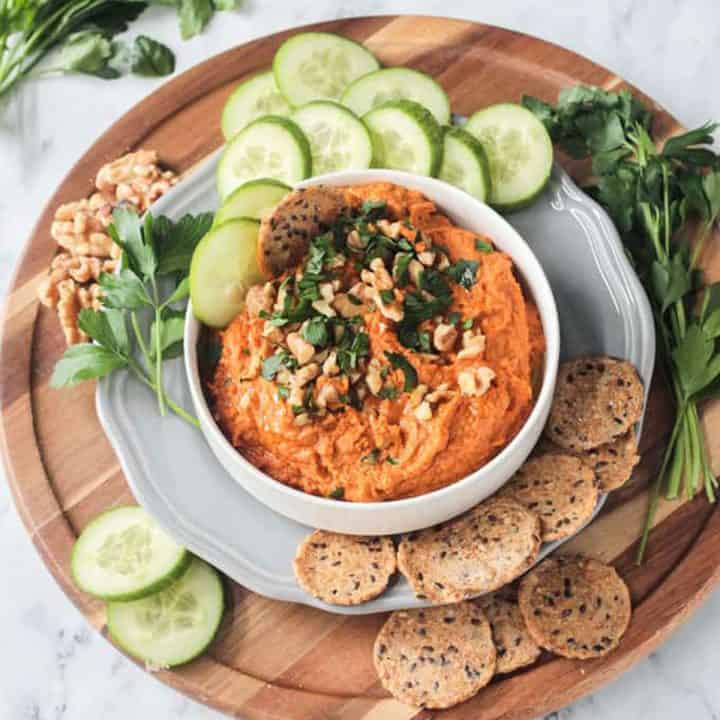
<box><xmin>1</xmin><ymin>1</ymin><xmax>719</xmax><ymax>717</ymax></box>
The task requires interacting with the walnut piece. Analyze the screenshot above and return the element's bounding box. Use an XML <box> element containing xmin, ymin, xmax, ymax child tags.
<box><xmin>38</xmin><ymin>149</ymin><xmax>178</xmax><ymax>346</ymax></box>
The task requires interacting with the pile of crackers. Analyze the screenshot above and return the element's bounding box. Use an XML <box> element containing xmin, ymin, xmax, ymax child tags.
<box><xmin>293</xmin><ymin>355</ymin><xmax>644</xmax><ymax>709</ymax></box>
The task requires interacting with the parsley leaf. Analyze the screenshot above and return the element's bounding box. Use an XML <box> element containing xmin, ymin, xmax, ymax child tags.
<box><xmin>474</xmin><ymin>238</ymin><xmax>493</xmax><ymax>253</ymax></box>
<box><xmin>99</xmin><ymin>269</ymin><xmax>151</xmax><ymax>310</ymax></box>
<box><xmin>154</xmin><ymin>212</ymin><xmax>214</xmax><ymax>276</ymax></box>
<box><xmin>329</xmin><ymin>487</ymin><xmax>345</xmax><ymax>499</ymax></box>
<box><xmin>302</xmin><ymin>316</ymin><xmax>330</xmax><ymax>347</ymax></box>
<box><xmin>385</xmin><ymin>351</ymin><xmax>418</xmax><ymax>392</ymax></box>
<box><xmin>50</xmin><ymin>344</ymin><xmax>128</xmax><ymax>388</ymax></box>
<box><xmin>446</xmin><ymin>259</ymin><xmax>479</xmax><ymax>289</ymax></box>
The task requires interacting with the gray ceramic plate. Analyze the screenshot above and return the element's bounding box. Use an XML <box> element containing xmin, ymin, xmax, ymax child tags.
<box><xmin>96</xmin><ymin>155</ymin><xmax>655</xmax><ymax>615</ymax></box>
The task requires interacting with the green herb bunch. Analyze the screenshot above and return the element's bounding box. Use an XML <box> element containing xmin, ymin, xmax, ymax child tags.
<box><xmin>0</xmin><ymin>0</ymin><xmax>240</xmax><ymax>102</ymax></box>
<box><xmin>523</xmin><ymin>86</ymin><xmax>720</xmax><ymax>561</ymax></box>
<box><xmin>51</xmin><ymin>206</ymin><xmax>213</xmax><ymax>427</ymax></box>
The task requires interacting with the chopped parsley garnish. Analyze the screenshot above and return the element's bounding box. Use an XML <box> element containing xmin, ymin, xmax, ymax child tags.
<box><xmin>393</xmin><ymin>251</ymin><xmax>413</xmax><ymax>287</ymax></box>
<box><xmin>277</xmin><ymin>385</ymin><xmax>290</xmax><ymax>399</ymax></box>
<box><xmin>446</xmin><ymin>259</ymin><xmax>480</xmax><ymax>289</ymax></box>
<box><xmin>475</xmin><ymin>238</ymin><xmax>494</xmax><ymax>253</ymax></box>
<box><xmin>360</xmin><ymin>200</ymin><xmax>388</xmax><ymax>219</ymax></box>
<box><xmin>378</xmin><ymin>385</ymin><xmax>399</xmax><ymax>400</ymax></box>
<box><xmin>329</xmin><ymin>487</ymin><xmax>345</xmax><ymax>499</ymax></box>
<box><xmin>385</xmin><ymin>351</ymin><xmax>418</xmax><ymax>392</ymax></box>
<box><xmin>447</xmin><ymin>311</ymin><xmax>461</xmax><ymax>326</ymax></box>
<box><xmin>418</xmin><ymin>331</ymin><xmax>432</xmax><ymax>353</ymax></box>
<box><xmin>291</xmin><ymin>404</ymin><xmax>306</xmax><ymax>415</ymax></box>
<box><xmin>463</xmin><ymin>318</ymin><xmax>474</xmax><ymax>330</ymax></box>
<box><xmin>362</xmin><ymin>448</ymin><xmax>380</xmax><ymax>464</ymax></box>
<box><xmin>386</xmin><ymin>457</ymin><xmax>399</xmax><ymax>465</ymax></box>
<box><xmin>337</xmin><ymin>329</ymin><xmax>370</xmax><ymax>373</ymax></box>
<box><xmin>347</xmin><ymin>293</ymin><xmax>363</xmax><ymax>305</ymax></box>
<box><xmin>261</xmin><ymin>351</ymin><xmax>295</xmax><ymax>380</ymax></box>
<box><xmin>302</xmin><ymin>315</ymin><xmax>330</xmax><ymax>347</ymax></box>
<box><xmin>379</xmin><ymin>289</ymin><xmax>395</xmax><ymax>304</ymax></box>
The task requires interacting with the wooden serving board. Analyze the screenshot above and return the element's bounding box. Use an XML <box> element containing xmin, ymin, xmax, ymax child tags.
<box><xmin>3</xmin><ymin>16</ymin><xmax>720</xmax><ymax>720</ymax></box>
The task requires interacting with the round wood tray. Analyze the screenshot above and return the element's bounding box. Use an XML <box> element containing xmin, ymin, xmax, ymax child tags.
<box><xmin>3</xmin><ymin>15</ymin><xmax>720</xmax><ymax>720</ymax></box>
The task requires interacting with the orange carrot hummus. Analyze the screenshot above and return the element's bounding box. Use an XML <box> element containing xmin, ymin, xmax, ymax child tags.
<box><xmin>207</xmin><ymin>183</ymin><xmax>545</xmax><ymax>502</ymax></box>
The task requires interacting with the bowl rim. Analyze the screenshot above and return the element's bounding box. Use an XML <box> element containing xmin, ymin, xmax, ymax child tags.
<box><xmin>184</xmin><ymin>169</ymin><xmax>560</xmax><ymax>513</ymax></box>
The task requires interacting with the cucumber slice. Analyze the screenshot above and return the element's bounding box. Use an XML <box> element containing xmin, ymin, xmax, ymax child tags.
<box><xmin>217</xmin><ymin>115</ymin><xmax>311</xmax><ymax>200</ymax></box>
<box><xmin>190</xmin><ymin>218</ymin><xmax>263</xmax><ymax>328</ymax></box>
<box><xmin>438</xmin><ymin>126</ymin><xmax>492</xmax><ymax>202</ymax></box>
<box><xmin>107</xmin><ymin>558</ymin><xmax>224</xmax><ymax>668</ymax></box>
<box><xmin>291</xmin><ymin>101</ymin><xmax>372</xmax><ymax>175</ymax></box>
<box><xmin>464</xmin><ymin>103</ymin><xmax>553</xmax><ymax>211</ymax></box>
<box><xmin>221</xmin><ymin>70</ymin><xmax>291</xmax><ymax>141</ymax></box>
<box><xmin>341</xmin><ymin>68</ymin><xmax>450</xmax><ymax>125</ymax></box>
<box><xmin>215</xmin><ymin>178</ymin><xmax>290</xmax><ymax>225</ymax></box>
<box><xmin>273</xmin><ymin>32</ymin><xmax>379</xmax><ymax>107</ymax></box>
<box><xmin>363</xmin><ymin>99</ymin><xmax>443</xmax><ymax>176</ymax></box>
<box><xmin>71</xmin><ymin>506</ymin><xmax>190</xmax><ymax>602</ymax></box>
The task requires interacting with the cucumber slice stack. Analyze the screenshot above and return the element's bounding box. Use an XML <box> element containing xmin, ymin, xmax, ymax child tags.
<box><xmin>291</xmin><ymin>101</ymin><xmax>372</xmax><ymax>175</ymax></box>
<box><xmin>221</xmin><ymin>70</ymin><xmax>291</xmax><ymax>140</ymax></box>
<box><xmin>464</xmin><ymin>103</ymin><xmax>553</xmax><ymax>211</ymax></box>
<box><xmin>438</xmin><ymin>126</ymin><xmax>492</xmax><ymax>203</ymax></box>
<box><xmin>217</xmin><ymin>115</ymin><xmax>311</xmax><ymax>199</ymax></box>
<box><xmin>108</xmin><ymin>558</ymin><xmax>224</xmax><ymax>669</ymax></box>
<box><xmin>215</xmin><ymin>178</ymin><xmax>291</xmax><ymax>225</ymax></box>
<box><xmin>71</xmin><ymin>506</ymin><xmax>224</xmax><ymax>668</ymax></box>
<box><xmin>341</xmin><ymin>67</ymin><xmax>451</xmax><ymax>124</ymax></box>
<box><xmin>273</xmin><ymin>32</ymin><xmax>379</xmax><ymax>106</ymax></box>
<box><xmin>190</xmin><ymin>218</ymin><xmax>264</xmax><ymax>328</ymax></box>
<box><xmin>364</xmin><ymin>99</ymin><xmax>443</xmax><ymax>176</ymax></box>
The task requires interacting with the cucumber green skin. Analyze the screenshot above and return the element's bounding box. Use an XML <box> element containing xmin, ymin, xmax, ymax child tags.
<box><xmin>189</xmin><ymin>218</ymin><xmax>263</xmax><ymax>328</ymax></box>
<box><xmin>440</xmin><ymin>125</ymin><xmax>492</xmax><ymax>202</ymax></box>
<box><xmin>107</xmin><ymin>559</ymin><xmax>225</xmax><ymax>668</ymax></box>
<box><xmin>214</xmin><ymin>178</ymin><xmax>291</xmax><ymax>226</ymax></box>
<box><xmin>341</xmin><ymin>67</ymin><xmax>451</xmax><ymax>125</ymax></box>
<box><xmin>273</xmin><ymin>32</ymin><xmax>380</xmax><ymax>106</ymax></box>
<box><xmin>364</xmin><ymin>99</ymin><xmax>444</xmax><ymax>177</ymax></box>
<box><xmin>217</xmin><ymin>115</ymin><xmax>312</xmax><ymax>200</ymax></box>
<box><xmin>70</xmin><ymin>506</ymin><xmax>192</xmax><ymax>602</ymax></box>
<box><xmin>464</xmin><ymin>103</ymin><xmax>553</xmax><ymax>212</ymax></box>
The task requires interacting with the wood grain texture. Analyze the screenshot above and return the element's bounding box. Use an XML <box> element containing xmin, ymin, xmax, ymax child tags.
<box><xmin>2</xmin><ymin>15</ymin><xmax>720</xmax><ymax>720</ymax></box>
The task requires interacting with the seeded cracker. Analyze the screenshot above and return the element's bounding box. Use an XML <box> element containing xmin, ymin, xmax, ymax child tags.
<box><xmin>258</xmin><ymin>186</ymin><xmax>348</xmax><ymax>277</ymax></box>
<box><xmin>293</xmin><ymin>530</ymin><xmax>396</xmax><ymax>605</ymax></box>
<box><xmin>545</xmin><ymin>356</ymin><xmax>644</xmax><ymax>451</ymax></box>
<box><xmin>500</xmin><ymin>453</ymin><xmax>598</xmax><ymax>542</ymax></box>
<box><xmin>476</xmin><ymin>593</ymin><xmax>541</xmax><ymax>674</ymax></box>
<box><xmin>397</xmin><ymin>497</ymin><xmax>541</xmax><ymax>603</ymax></box>
<box><xmin>585</xmin><ymin>430</ymin><xmax>640</xmax><ymax>492</ymax></box>
<box><xmin>518</xmin><ymin>554</ymin><xmax>632</xmax><ymax>659</ymax></box>
<box><xmin>374</xmin><ymin>602</ymin><xmax>495</xmax><ymax>708</ymax></box>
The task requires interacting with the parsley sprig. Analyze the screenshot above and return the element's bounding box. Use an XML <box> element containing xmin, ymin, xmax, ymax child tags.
<box><xmin>524</xmin><ymin>86</ymin><xmax>720</xmax><ymax>561</ymax></box>
<box><xmin>51</xmin><ymin>206</ymin><xmax>213</xmax><ymax>427</ymax></box>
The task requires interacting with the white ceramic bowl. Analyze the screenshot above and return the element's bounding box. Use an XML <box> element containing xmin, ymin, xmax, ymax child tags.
<box><xmin>185</xmin><ymin>169</ymin><xmax>560</xmax><ymax>535</ymax></box>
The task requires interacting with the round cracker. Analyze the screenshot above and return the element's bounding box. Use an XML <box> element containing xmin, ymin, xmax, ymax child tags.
<box><xmin>585</xmin><ymin>430</ymin><xmax>640</xmax><ymax>492</ymax></box>
<box><xmin>476</xmin><ymin>594</ymin><xmax>541</xmax><ymax>674</ymax></box>
<box><xmin>518</xmin><ymin>554</ymin><xmax>632</xmax><ymax>659</ymax></box>
<box><xmin>500</xmin><ymin>453</ymin><xmax>599</xmax><ymax>542</ymax></box>
<box><xmin>293</xmin><ymin>530</ymin><xmax>396</xmax><ymax>606</ymax></box>
<box><xmin>258</xmin><ymin>186</ymin><xmax>348</xmax><ymax>277</ymax></box>
<box><xmin>545</xmin><ymin>356</ymin><xmax>644</xmax><ymax>451</ymax></box>
<box><xmin>397</xmin><ymin>497</ymin><xmax>541</xmax><ymax>603</ymax></box>
<box><xmin>374</xmin><ymin>602</ymin><xmax>496</xmax><ymax>709</ymax></box>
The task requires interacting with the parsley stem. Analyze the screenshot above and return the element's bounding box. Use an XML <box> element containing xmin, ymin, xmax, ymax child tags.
<box><xmin>154</xmin><ymin>305</ymin><xmax>166</xmax><ymax>416</ymax></box>
<box><xmin>637</xmin><ymin>404</ymin><xmax>685</xmax><ymax>563</ymax></box>
<box><xmin>149</xmin><ymin>277</ymin><xmax>166</xmax><ymax>417</ymax></box>
<box><xmin>127</xmin><ymin>359</ymin><xmax>199</xmax><ymax>428</ymax></box>
<box><xmin>130</xmin><ymin>312</ymin><xmax>152</xmax><ymax>371</ymax></box>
